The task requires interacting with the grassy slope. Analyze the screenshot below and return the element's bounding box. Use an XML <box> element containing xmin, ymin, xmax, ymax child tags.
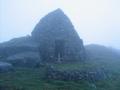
<box><xmin>0</xmin><ymin>44</ymin><xmax>120</xmax><ymax>90</ymax></box>
<box><xmin>0</xmin><ymin>67</ymin><xmax>91</xmax><ymax>90</ymax></box>
<box><xmin>0</xmin><ymin>60</ymin><xmax>120</xmax><ymax>90</ymax></box>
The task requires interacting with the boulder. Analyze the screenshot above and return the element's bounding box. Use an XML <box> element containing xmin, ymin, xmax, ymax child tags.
<box><xmin>6</xmin><ymin>52</ymin><xmax>41</xmax><ymax>67</ymax></box>
<box><xmin>0</xmin><ymin>62</ymin><xmax>13</xmax><ymax>73</ymax></box>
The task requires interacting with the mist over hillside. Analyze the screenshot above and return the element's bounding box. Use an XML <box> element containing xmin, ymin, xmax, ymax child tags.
<box><xmin>0</xmin><ymin>9</ymin><xmax>120</xmax><ymax>90</ymax></box>
<box><xmin>85</xmin><ymin>44</ymin><xmax>120</xmax><ymax>61</ymax></box>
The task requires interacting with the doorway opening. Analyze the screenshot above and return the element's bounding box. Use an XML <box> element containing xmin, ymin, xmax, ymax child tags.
<box><xmin>54</xmin><ymin>39</ymin><xmax>65</xmax><ymax>62</ymax></box>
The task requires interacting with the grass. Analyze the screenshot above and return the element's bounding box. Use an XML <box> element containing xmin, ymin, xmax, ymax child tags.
<box><xmin>50</xmin><ymin>61</ymin><xmax>101</xmax><ymax>71</ymax></box>
<box><xmin>0</xmin><ymin>67</ymin><xmax>91</xmax><ymax>90</ymax></box>
<box><xmin>0</xmin><ymin>59</ymin><xmax>120</xmax><ymax>90</ymax></box>
<box><xmin>0</xmin><ymin>67</ymin><xmax>45</xmax><ymax>90</ymax></box>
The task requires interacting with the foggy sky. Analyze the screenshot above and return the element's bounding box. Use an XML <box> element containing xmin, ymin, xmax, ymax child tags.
<box><xmin>0</xmin><ymin>0</ymin><xmax>120</xmax><ymax>49</ymax></box>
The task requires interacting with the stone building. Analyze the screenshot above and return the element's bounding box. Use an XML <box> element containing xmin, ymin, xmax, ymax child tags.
<box><xmin>32</xmin><ymin>9</ymin><xmax>86</xmax><ymax>63</ymax></box>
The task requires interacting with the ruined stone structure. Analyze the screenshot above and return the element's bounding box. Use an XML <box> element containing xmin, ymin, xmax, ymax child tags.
<box><xmin>32</xmin><ymin>9</ymin><xmax>86</xmax><ymax>62</ymax></box>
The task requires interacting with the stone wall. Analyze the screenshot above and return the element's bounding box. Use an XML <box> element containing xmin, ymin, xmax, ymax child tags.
<box><xmin>45</xmin><ymin>66</ymin><xmax>108</xmax><ymax>82</ymax></box>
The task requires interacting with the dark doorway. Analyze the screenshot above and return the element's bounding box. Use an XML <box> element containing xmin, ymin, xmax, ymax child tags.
<box><xmin>55</xmin><ymin>39</ymin><xmax>65</xmax><ymax>61</ymax></box>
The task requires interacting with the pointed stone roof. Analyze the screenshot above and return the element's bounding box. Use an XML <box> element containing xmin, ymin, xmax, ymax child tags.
<box><xmin>32</xmin><ymin>9</ymin><xmax>77</xmax><ymax>40</ymax></box>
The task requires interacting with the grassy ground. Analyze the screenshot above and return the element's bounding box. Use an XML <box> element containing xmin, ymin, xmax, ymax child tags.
<box><xmin>0</xmin><ymin>59</ymin><xmax>120</xmax><ymax>90</ymax></box>
<box><xmin>0</xmin><ymin>67</ymin><xmax>91</xmax><ymax>90</ymax></box>
<box><xmin>1</xmin><ymin>45</ymin><xmax>120</xmax><ymax>90</ymax></box>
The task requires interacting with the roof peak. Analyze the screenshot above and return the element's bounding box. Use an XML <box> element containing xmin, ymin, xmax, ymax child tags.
<box><xmin>53</xmin><ymin>8</ymin><xmax>64</xmax><ymax>13</ymax></box>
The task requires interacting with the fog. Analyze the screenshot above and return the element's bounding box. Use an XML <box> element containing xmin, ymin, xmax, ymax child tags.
<box><xmin>0</xmin><ymin>0</ymin><xmax>120</xmax><ymax>49</ymax></box>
